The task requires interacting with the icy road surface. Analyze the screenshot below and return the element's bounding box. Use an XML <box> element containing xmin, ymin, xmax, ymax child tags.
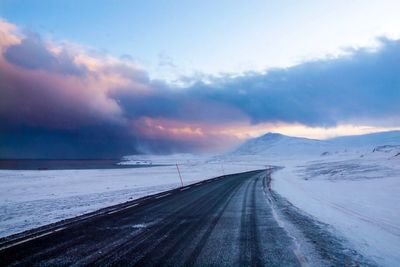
<box><xmin>0</xmin><ymin>170</ymin><xmax>371</xmax><ymax>266</ymax></box>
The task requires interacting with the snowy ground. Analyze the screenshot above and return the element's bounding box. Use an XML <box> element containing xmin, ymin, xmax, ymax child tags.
<box><xmin>269</xmin><ymin>148</ymin><xmax>400</xmax><ymax>266</ymax></box>
<box><xmin>1</xmin><ymin>132</ymin><xmax>399</xmax><ymax>266</ymax></box>
<box><xmin>0</xmin><ymin>154</ymin><xmax>263</xmax><ymax>238</ymax></box>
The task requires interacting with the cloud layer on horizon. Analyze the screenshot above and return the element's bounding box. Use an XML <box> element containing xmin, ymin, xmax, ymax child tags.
<box><xmin>0</xmin><ymin>19</ymin><xmax>399</xmax><ymax>158</ymax></box>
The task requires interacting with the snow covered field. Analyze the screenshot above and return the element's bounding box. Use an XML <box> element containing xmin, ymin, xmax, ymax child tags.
<box><xmin>1</xmin><ymin>131</ymin><xmax>399</xmax><ymax>266</ymax></box>
<box><xmin>272</xmin><ymin>153</ymin><xmax>400</xmax><ymax>266</ymax></box>
<box><xmin>0</xmin><ymin>154</ymin><xmax>263</xmax><ymax>238</ymax></box>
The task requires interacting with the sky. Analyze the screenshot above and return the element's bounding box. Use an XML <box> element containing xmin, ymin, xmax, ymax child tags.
<box><xmin>0</xmin><ymin>1</ymin><xmax>399</xmax><ymax>158</ymax></box>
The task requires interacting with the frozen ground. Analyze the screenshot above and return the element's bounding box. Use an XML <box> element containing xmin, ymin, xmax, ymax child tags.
<box><xmin>272</xmin><ymin>151</ymin><xmax>400</xmax><ymax>267</ymax></box>
<box><xmin>1</xmin><ymin>131</ymin><xmax>399</xmax><ymax>266</ymax></box>
<box><xmin>0</xmin><ymin>154</ymin><xmax>262</xmax><ymax>238</ymax></box>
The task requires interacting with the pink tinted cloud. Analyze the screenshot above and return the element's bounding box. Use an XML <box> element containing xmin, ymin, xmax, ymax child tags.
<box><xmin>130</xmin><ymin>116</ymin><xmax>245</xmax><ymax>152</ymax></box>
<box><xmin>0</xmin><ymin>20</ymin><xmax>150</xmax><ymax>130</ymax></box>
<box><xmin>0</xmin><ymin>19</ymin><xmax>244</xmax><ymax>155</ymax></box>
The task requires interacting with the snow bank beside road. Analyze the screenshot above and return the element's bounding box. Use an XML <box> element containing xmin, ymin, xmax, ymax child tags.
<box><xmin>272</xmin><ymin>153</ymin><xmax>400</xmax><ymax>266</ymax></box>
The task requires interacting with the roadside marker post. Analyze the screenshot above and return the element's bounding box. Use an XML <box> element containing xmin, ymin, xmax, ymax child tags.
<box><xmin>176</xmin><ymin>163</ymin><xmax>184</xmax><ymax>187</ymax></box>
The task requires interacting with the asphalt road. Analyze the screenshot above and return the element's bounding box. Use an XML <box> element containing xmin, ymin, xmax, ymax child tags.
<box><xmin>0</xmin><ymin>170</ymin><xmax>303</xmax><ymax>266</ymax></box>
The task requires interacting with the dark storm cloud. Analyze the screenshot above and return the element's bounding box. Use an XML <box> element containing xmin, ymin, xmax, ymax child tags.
<box><xmin>115</xmin><ymin>39</ymin><xmax>400</xmax><ymax>127</ymax></box>
<box><xmin>0</xmin><ymin>124</ymin><xmax>140</xmax><ymax>159</ymax></box>
<box><xmin>182</xmin><ymin>38</ymin><xmax>400</xmax><ymax>127</ymax></box>
<box><xmin>0</xmin><ymin>19</ymin><xmax>399</xmax><ymax>158</ymax></box>
<box><xmin>0</xmin><ymin>23</ymin><xmax>236</xmax><ymax>157</ymax></box>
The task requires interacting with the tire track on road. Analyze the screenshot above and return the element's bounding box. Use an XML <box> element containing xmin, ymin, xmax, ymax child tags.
<box><xmin>88</xmin><ymin>176</ymin><xmax>244</xmax><ymax>266</ymax></box>
<box><xmin>239</xmin><ymin>176</ymin><xmax>262</xmax><ymax>266</ymax></box>
<box><xmin>130</xmin><ymin>177</ymin><xmax>243</xmax><ymax>266</ymax></box>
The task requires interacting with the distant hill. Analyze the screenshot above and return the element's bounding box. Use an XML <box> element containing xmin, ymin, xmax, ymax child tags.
<box><xmin>329</xmin><ymin>130</ymin><xmax>400</xmax><ymax>147</ymax></box>
<box><xmin>231</xmin><ymin>130</ymin><xmax>400</xmax><ymax>157</ymax></box>
<box><xmin>232</xmin><ymin>132</ymin><xmax>329</xmax><ymax>156</ymax></box>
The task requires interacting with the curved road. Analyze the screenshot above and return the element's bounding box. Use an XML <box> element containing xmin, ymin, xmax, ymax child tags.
<box><xmin>0</xmin><ymin>170</ymin><xmax>303</xmax><ymax>266</ymax></box>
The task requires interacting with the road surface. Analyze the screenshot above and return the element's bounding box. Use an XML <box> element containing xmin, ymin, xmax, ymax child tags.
<box><xmin>0</xmin><ymin>170</ymin><xmax>311</xmax><ymax>266</ymax></box>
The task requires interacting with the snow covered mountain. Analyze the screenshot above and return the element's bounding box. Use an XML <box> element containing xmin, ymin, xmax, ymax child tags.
<box><xmin>232</xmin><ymin>132</ymin><xmax>328</xmax><ymax>156</ymax></box>
<box><xmin>231</xmin><ymin>130</ymin><xmax>400</xmax><ymax>157</ymax></box>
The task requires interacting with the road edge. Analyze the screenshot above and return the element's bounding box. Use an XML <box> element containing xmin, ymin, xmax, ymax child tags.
<box><xmin>0</xmin><ymin>169</ymin><xmax>263</xmax><ymax>251</ymax></box>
